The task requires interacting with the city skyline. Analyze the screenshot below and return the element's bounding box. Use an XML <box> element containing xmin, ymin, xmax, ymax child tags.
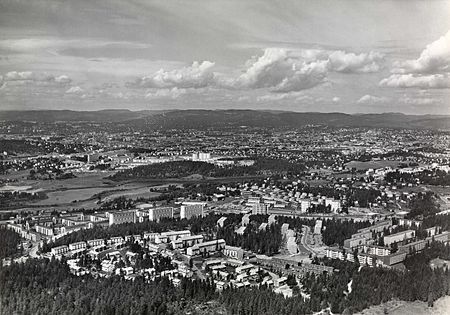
<box><xmin>0</xmin><ymin>0</ymin><xmax>449</xmax><ymax>114</ymax></box>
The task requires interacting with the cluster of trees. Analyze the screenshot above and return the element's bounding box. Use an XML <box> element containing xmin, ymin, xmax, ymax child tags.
<box><xmin>0</xmin><ymin>226</ymin><xmax>22</xmax><ymax>260</ymax></box>
<box><xmin>321</xmin><ymin>219</ymin><xmax>372</xmax><ymax>246</ymax></box>
<box><xmin>297</xmin><ymin>184</ymin><xmax>381</xmax><ymax>209</ymax></box>
<box><xmin>348</xmin><ymin>242</ymin><xmax>450</xmax><ymax>311</ymax></box>
<box><xmin>406</xmin><ymin>192</ymin><xmax>439</xmax><ymax>219</ymax></box>
<box><xmin>0</xmin><ymin>191</ymin><xmax>47</xmax><ymax>209</ymax></box>
<box><xmin>110</xmin><ymin>158</ymin><xmax>306</xmax><ymax>181</ymax></box>
<box><xmin>386</xmin><ymin>169</ymin><xmax>450</xmax><ymax>186</ymax></box>
<box><xmin>146</xmin><ymin>182</ymin><xmax>240</xmax><ymax>203</ymax></box>
<box><xmin>217</xmin><ymin>221</ymin><xmax>283</xmax><ymax>256</ymax></box>
<box><xmin>0</xmin><ymin>258</ymin><xmax>217</xmax><ymax>315</ymax></box>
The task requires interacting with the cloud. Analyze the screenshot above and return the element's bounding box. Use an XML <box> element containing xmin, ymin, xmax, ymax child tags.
<box><xmin>127</xmin><ymin>61</ymin><xmax>216</xmax><ymax>89</ymax></box>
<box><xmin>398</xmin><ymin>96</ymin><xmax>441</xmax><ymax>105</ymax></box>
<box><xmin>125</xmin><ymin>48</ymin><xmax>383</xmax><ymax>95</ymax></box>
<box><xmin>379</xmin><ymin>74</ymin><xmax>450</xmax><ymax>89</ymax></box>
<box><xmin>357</xmin><ymin>94</ymin><xmax>389</xmax><ymax>104</ymax></box>
<box><xmin>332</xmin><ymin>96</ymin><xmax>340</xmax><ymax>102</ymax></box>
<box><xmin>328</xmin><ymin>51</ymin><xmax>384</xmax><ymax>73</ymax></box>
<box><xmin>381</xmin><ymin>30</ymin><xmax>450</xmax><ymax>89</ymax></box>
<box><xmin>233</xmin><ymin>48</ymin><xmax>328</xmax><ymax>93</ymax></box>
<box><xmin>65</xmin><ymin>86</ymin><xmax>84</xmax><ymax>94</ymax></box>
<box><xmin>145</xmin><ymin>87</ymin><xmax>187</xmax><ymax>99</ymax></box>
<box><xmin>2</xmin><ymin>71</ymin><xmax>72</xmax><ymax>86</ymax></box>
<box><xmin>392</xmin><ymin>30</ymin><xmax>450</xmax><ymax>74</ymax></box>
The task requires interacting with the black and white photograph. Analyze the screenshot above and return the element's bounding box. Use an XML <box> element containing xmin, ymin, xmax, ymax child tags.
<box><xmin>0</xmin><ymin>0</ymin><xmax>450</xmax><ymax>314</ymax></box>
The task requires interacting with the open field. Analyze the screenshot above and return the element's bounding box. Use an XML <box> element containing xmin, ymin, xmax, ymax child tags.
<box><xmin>356</xmin><ymin>295</ymin><xmax>450</xmax><ymax>315</ymax></box>
<box><xmin>345</xmin><ymin>160</ymin><xmax>402</xmax><ymax>171</ymax></box>
<box><xmin>0</xmin><ymin>171</ymin><xmax>161</xmax><ymax>211</ymax></box>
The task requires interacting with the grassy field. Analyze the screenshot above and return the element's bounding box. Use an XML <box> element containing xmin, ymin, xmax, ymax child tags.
<box><xmin>0</xmin><ymin>171</ymin><xmax>161</xmax><ymax>210</ymax></box>
<box><xmin>356</xmin><ymin>295</ymin><xmax>450</xmax><ymax>315</ymax></box>
<box><xmin>345</xmin><ymin>160</ymin><xmax>401</xmax><ymax>171</ymax></box>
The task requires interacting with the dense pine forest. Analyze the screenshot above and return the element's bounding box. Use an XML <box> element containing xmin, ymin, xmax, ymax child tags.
<box><xmin>0</xmin><ymin>225</ymin><xmax>22</xmax><ymax>260</ymax></box>
<box><xmin>110</xmin><ymin>158</ymin><xmax>306</xmax><ymax>181</ymax></box>
<box><xmin>1</xmin><ymin>242</ymin><xmax>449</xmax><ymax>315</ymax></box>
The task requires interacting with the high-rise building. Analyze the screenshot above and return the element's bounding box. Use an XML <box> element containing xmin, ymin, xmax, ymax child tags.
<box><xmin>192</xmin><ymin>152</ymin><xmax>211</xmax><ymax>162</ymax></box>
<box><xmin>180</xmin><ymin>202</ymin><xmax>205</xmax><ymax>219</ymax></box>
<box><xmin>300</xmin><ymin>199</ymin><xmax>311</xmax><ymax>213</ymax></box>
<box><xmin>325</xmin><ymin>198</ymin><xmax>341</xmax><ymax>213</ymax></box>
<box><xmin>252</xmin><ymin>203</ymin><xmax>268</xmax><ymax>215</ymax></box>
<box><xmin>149</xmin><ymin>207</ymin><xmax>174</xmax><ymax>222</ymax></box>
<box><xmin>108</xmin><ymin>210</ymin><xmax>136</xmax><ymax>226</ymax></box>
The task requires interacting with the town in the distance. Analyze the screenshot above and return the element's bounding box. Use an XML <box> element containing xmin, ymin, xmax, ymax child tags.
<box><xmin>1</xmin><ymin>110</ymin><xmax>450</xmax><ymax>314</ymax></box>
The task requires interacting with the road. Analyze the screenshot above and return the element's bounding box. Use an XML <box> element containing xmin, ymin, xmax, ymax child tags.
<box><xmin>299</xmin><ymin>226</ymin><xmax>317</xmax><ymax>255</ymax></box>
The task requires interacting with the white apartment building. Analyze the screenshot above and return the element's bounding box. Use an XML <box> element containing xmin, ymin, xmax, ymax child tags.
<box><xmin>51</xmin><ymin>245</ymin><xmax>69</xmax><ymax>256</ymax></box>
<box><xmin>149</xmin><ymin>207</ymin><xmax>174</xmax><ymax>222</ymax></box>
<box><xmin>108</xmin><ymin>210</ymin><xmax>136</xmax><ymax>226</ymax></box>
<box><xmin>69</xmin><ymin>241</ymin><xmax>87</xmax><ymax>251</ymax></box>
<box><xmin>87</xmin><ymin>239</ymin><xmax>104</xmax><ymax>247</ymax></box>
<box><xmin>384</xmin><ymin>230</ymin><xmax>415</xmax><ymax>246</ymax></box>
<box><xmin>252</xmin><ymin>203</ymin><xmax>268</xmax><ymax>215</ymax></box>
<box><xmin>160</xmin><ymin>230</ymin><xmax>191</xmax><ymax>242</ymax></box>
<box><xmin>35</xmin><ymin>224</ymin><xmax>54</xmax><ymax>236</ymax></box>
<box><xmin>172</xmin><ymin>235</ymin><xmax>204</xmax><ymax>249</ymax></box>
<box><xmin>186</xmin><ymin>239</ymin><xmax>226</xmax><ymax>256</ymax></box>
<box><xmin>180</xmin><ymin>202</ymin><xmax>205</xmax><ymax>219</ymax></box>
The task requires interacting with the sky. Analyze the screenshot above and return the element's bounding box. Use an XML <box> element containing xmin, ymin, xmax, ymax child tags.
<box><xmin>0</xmin><ymin>0</ymin><xmax>449</xmax><ymax>114</ymax></box>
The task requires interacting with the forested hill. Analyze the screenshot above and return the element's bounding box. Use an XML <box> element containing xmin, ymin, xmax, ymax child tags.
<box><xmin>1</xmin><ymin>109</ymin><xmax>449</xmax><ymax>130</ymax></box>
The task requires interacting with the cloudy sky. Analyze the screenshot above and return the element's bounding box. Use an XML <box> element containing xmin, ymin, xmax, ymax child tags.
<box><xmin>0</xmin><ymin>0</ymin><xmax>449</xmax><ymax>114</ymax></box>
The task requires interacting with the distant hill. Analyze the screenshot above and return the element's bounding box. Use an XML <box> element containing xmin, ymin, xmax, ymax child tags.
<box><xmin>0</xmin><ymin>109</ymin><xmax>164</xmax><ymax>123</ymax></box>
<box><xmin>1</xmin><ymin>109</ymin><xmax>449</xmax><ymax>130</ymax></box>
<box><xmin>129</xmin><ymin>110</ymin><xmax>450</xmax><ymax>130</ymax></box>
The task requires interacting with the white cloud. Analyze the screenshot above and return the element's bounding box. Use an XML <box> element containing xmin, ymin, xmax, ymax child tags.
<box><xmin>65</xmin><ymin>86</ymin><xmax>84</xmax><ymax>94</ymax></box>
<box><xmin>328</xmin><ymin>51</ymin><xmax>384</xmax><ymax>73</ymax></box>
<box><xmin>357</xmin><ymin>94</ymin><xmax>389</xmax><ymax>104</ymax></box>
<box><xmin>128</xmin><ymin>61</ymin><xmax>216</xmax><ymax>89</ymax></box>
<box><xmin>3</xmin><ymin>71</ymin><xmax>72</xmax><ymax>85</ymax></box>
<box><xmin>145</xmin><ymin>87</ymin><xmax>187</xmax><ymax>99</ymax></box>
<box><xmin>392</xmin><ymin>30</ymin><xmax>450</xmax><ymax>74</ymax></box>
<box><xmin>398</xmin><ymin>96</ymin><xmax>441</xmax><ymax>105</ymax></box>
<box><xmin>379</xmin><ymin>74</ymin><xmax>450</xmax><ymax>89</ymax></box>
<box><xmin>234</xmin><ymin>48</ymin><xmax>328</xmax><ymax>93</ymax></box>
<box><xmin>381</xmin><ymin>30</ymin><xmax>450</xmax><ymax>90</ymax></box>
<box><xmin>125</xmin><ymin>48</ymin><xmax>383</xmax><ymax>95</ymax></box>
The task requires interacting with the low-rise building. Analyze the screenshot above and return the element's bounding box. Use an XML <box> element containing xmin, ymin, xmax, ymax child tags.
<box><xmin>87</xmin><ymin>239</ymin><xmax>104</xmax><ymax>247</ymax></box>
<box><xmin>172</xmin><ymin>235</ymin><xmax>204</xmax><ymax>249</ymax></box>
<box><xmin>69</xmin><ymin>241</ymin><xmax>87</xmax><ymax>251</ymax></box>
<box><xmin>160</xmin><ymin>230</ymin><xmax>191</xmax><ymax>242</ymax></box>
<box><xmin>217</xmin><ymin>216</ymin><xmax>227</xmax><ymax>228</ymax></box>
<box><xmin>223</xmin><ymin>245</ymin><xmax>244</xmax><ymax>260</ymax></box>
<box><xmin>51</xmin><ymin>245</ymin><xmax>69</xmax><ymax>256</ymax></box>
<box><xmin>35</xmin><ymin>224</ymin><xmax>54</xmax><ymax>236</ymax></box>
<box><xmin>186</xmin><ymin>239</ymin><xmax>226</xmax><ymax>256</ymax></box>
<box><xmin>384</xmin><ymin>230</ymin><xmax>415</xmax><ymax>246</ymax></box>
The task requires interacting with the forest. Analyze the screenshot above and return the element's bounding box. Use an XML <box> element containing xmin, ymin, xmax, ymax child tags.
<box><xmin>0</xmin><ymin>258</ymin><xmax>218</xmax><ymax>315</ymax></box>
<box><xmin>0</xmin><ymin>226</ymin><xmax>22</xmax><ymax>260</ymax></box>
<box><xmin>217</xmin><ymin>221</ymin><xmax>283</xmax><ymax>256</ymax></box>
<box><xmin>110</xmin><ymin>158</ymin><xmax>306</xmax><ymax>181</ymax></box>
<box><xmin>1</xmin><ymin>242</ymin><xmax>449</xmax><ymax>314</ymax></box>
<box><xmin>321</xmin><ymin>219</ymin><xmax>372</xmax><ymax>246</ymax></box>
<box><xmin>385</xmin><ymin>169</ymin><xmax>450</xmax><ymax>187</ymax></box>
